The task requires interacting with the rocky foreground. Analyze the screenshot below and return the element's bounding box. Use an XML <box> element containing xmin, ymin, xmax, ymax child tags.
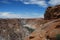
<box><xmin>0</xmin><ymin>18</ymin><xmax>48</xmax><ymax>40</ymax></box>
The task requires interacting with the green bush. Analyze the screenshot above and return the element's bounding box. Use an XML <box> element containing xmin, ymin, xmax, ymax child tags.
<box><xmin>56</xmin><ymin>34</ymin><xmax>60</xmax><ymax>40</ymax></box>
<box><xmin>25</xmin><ymin>26</ymin><xmax>35</xmax><ymax>33</ymax></box>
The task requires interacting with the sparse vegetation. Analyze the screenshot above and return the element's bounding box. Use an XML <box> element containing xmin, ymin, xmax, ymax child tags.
<box><xmin>25</xmin><ymin>26</ymin><xmax>35</xmax><ymax>33</ymax></box>
<box><xmin>56</xmin><ymin>34</ymin><xmax>60</xmax><ymax>40</ymax></box>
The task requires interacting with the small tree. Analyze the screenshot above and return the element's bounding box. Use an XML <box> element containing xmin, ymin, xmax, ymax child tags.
<box><xmin>56</xmin><ymin>34</ymin><xmax>60</xmax><ymax>40</ymax></box>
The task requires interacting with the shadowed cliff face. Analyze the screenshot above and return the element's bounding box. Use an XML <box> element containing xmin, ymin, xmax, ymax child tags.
<box><xmin>44</xmin><ymin>5</ymin><xmax>60</xmax><ymax>20</ymax></box>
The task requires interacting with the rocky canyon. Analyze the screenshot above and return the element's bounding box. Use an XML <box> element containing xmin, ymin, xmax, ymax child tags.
<box><xmin>0</xmin><ymin>5</ymin><xmax>60</xmax><ymax>40</ymax></box>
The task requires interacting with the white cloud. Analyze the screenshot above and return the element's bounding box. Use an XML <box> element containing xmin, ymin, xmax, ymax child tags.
<box><xmin>0</xmin><ymin>12</ymin><xmax>43</xmax><ymax>18</ymax></box>
<box><xmin>20</xmin><ymin>0</ymin><xmax>60</xmax><ymax>7</ymax></box>
<box><xmin>20</xmin><ymin>0</ymin><xmax>48</xmax><ymax>7</ymax></box>
<box><xmin>32</xmin><ymin>13</ymin><xmax>44</xmax><ymax>18</ymax></box>
<box><xmin>1</xmin><ymin>0</ymin><xmax>60</xmax><ymax>7</ymax></box>
<box><xmin>0</xmin><ymin>12</ymin><xmax>21</xmax><ymax>18</ymax></box>
<box><xmin>48</xmin><ymin>0</ymin><xmax>60</xmax><ymax>6</ymax></box>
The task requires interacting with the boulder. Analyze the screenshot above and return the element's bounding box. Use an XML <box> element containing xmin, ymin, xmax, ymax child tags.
<box><xmin>44</xmin><ymin>5</ymin><xmax>60</xmax><ymax>20</ymax></box>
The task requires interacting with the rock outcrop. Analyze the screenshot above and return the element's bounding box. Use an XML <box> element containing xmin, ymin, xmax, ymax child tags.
<box><xmin>44</xmin><ymin>5</ymin><xmax>60</xmax><ymax>20</ymax></box>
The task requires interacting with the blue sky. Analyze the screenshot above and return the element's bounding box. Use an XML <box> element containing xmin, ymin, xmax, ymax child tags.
<box><xmin>0</xmin><ymin>0</ymin><xmax>60</xmax><ymax>18</ymax></box>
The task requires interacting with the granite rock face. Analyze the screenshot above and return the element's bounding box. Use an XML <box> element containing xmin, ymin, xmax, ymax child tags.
<box><xmin>44</xmin><ymin>5</ymin><xmax>60</xmax><ymax>20</ymax></box>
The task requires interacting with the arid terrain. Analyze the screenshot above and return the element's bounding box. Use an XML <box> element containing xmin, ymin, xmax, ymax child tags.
<box><xmin>0</xmin><ymin>5</ymin><xmax>60</xmax><ymax>40</ymax></box>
